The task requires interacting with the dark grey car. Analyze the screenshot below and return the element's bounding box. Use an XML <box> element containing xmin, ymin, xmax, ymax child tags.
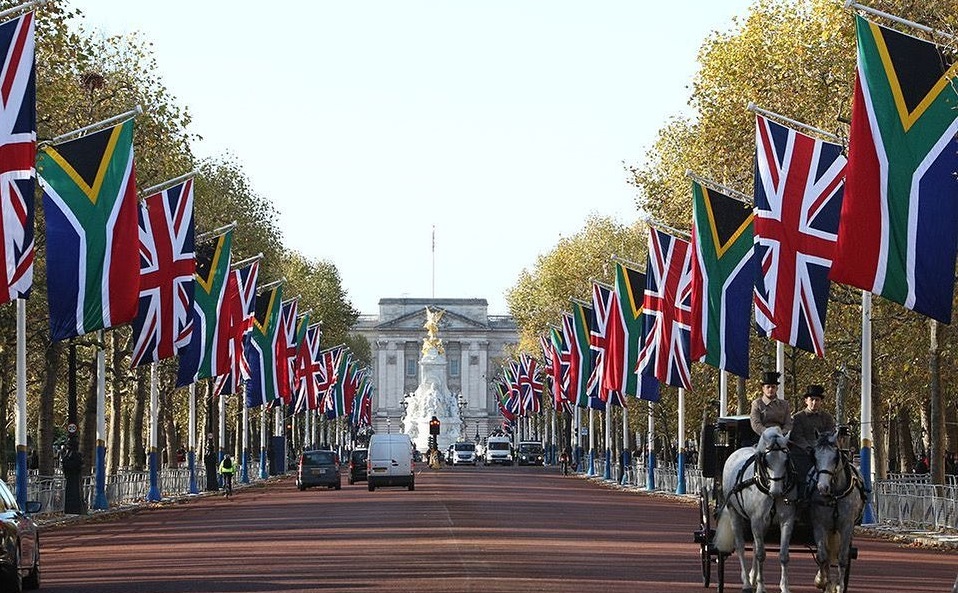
<box><xmin>296</xmin><ymin>450</ymin><xmax>341</xmax><ymax>490</ymax></box>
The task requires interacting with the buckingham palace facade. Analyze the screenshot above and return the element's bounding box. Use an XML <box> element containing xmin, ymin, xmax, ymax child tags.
<box><xmin>350</xmin><ymin>298</ymin><xmax>518</xmax><ymax>440</ymax></box>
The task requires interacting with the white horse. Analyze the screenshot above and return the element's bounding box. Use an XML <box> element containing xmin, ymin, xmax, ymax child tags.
<box><xmin>808</xmin><ymin>430</ymin><xmax>864</xmax><ymax>593</ymax></box>
<box><xmin>714</xmin><ymin>426</ymin><xmax>797</xmax><ymax>593</ymax></box>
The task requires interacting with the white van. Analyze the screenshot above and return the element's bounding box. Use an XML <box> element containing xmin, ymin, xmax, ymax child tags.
<box><xmin>484</xmin><ymin>436</ymin><xmax>513</xmax><ymax>466</ymax></box>
<box><xmin>367</xmin><ymin>434</ymin><xmax>415</xmax><ymax>491</ymax></box>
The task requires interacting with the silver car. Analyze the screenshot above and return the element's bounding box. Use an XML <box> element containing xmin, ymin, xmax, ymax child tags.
<box><xmin>0</xmin><ymin>478</ymin><xmax>41</xmax><ymax>591</ymax></box>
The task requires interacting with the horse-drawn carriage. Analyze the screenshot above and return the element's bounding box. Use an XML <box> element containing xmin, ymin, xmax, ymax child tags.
<box><xmin>693</xmin><ymin>416</ymin><xmax>864</xmax><ymax>593</ymax></box>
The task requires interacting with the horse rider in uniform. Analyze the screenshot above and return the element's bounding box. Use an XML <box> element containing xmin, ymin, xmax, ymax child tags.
<box><xmin>749</xmin><ymin>371</ymin><xmax>792</xmax><ymax>437</ymax></box>
<box><xmin>790</xmin><ymin>384</ymin><xmax>836</xmax><ymax>499</ymax></box>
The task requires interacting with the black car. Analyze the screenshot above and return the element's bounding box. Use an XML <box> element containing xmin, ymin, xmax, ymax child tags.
<box><xmin>348</xmin><ymin>449</ymin><xmax>368</xmax><ymax>485</ymax></box>
<box><xmin>517</xmin><ymin>442</ymin><xmax>545</xmax><ymax>466</ymax></box>
<box><xmin>296</xmin><ymin>450</ymin><xmax>341</xmax><ymax>490</ymax></box>
<box><xmin>0</xmin><ymin>479</ymin><xmax>41</xmax><ymax>591</ymax></box>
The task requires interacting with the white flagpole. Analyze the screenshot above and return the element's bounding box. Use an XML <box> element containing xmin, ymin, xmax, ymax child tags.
<box><xmin>719</xmin><ymin>371</ymin><xmax>728</xmax><ymax>417</ymax></box>
<box><xmin>14</xmin><ymin>298</ymin><xmax>27</xmax><ymax>509</ymax></box>
<box><xmin>603</xmin><ymin>400</ymin><xmax>612</xmax><ymax>480</ymax></box>
<box><xmin>241</xmin><ymin>386</ymin><xmax>249</xmax><ymax>484</ymax></box>
<box><xmin>861</xmin><ymin>291</ymin><xmax>876</xmax><ymax>522</ymax></box>
<box><xmin>259</xmin><ymin>406</ymin><xmax>268</xmax><ymax>479</ymax></box>
<box><xmin>93</xmin><ymin>333</ymin><xmax>108</xmax><ymax>509</ymax></box>
<box><xmin>776</xmin><ymin>341</ymin><xmax>785</xmax><ymax>398</ymax></box>
<box><xmin>588</xmin><ymin>407</ymin><xmax>596</xmax><ymax>476</ymax></box>
<box><xmin>620</xmin><ymin>403</ymin><xmax>630</xmax><ymax>485</ymax></box>
<box><xmin>676</xmin><ymin>387</ymin><xmax>686</xmax><ymax>494</ymax></box>
<box><xmin>647</xmin><ymin>401</ymin><xmax>655</xmax><ymax>490</ymax></box>
<box><xmin>188</xmin><ymin>383</ymin><xmax>198</xmax><ymax>493</ymax></box>
<box><xmin>147</xmin><ymin>363</ymin><xmax>161</xmax><ymax>501</ymax></box>
<box><xmin>218</xmin><ymin>391</ymin><xmax>226</xmax><ymax>473</ymax></box>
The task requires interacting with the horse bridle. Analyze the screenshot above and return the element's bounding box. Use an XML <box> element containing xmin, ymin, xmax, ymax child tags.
<box><xmin>755</xmin><ymin>441</ymin><xmax>795</xmax><ymax>495</ymax></box>
<box><xmin>813</xmin><ymin>445</ymin><xmax>859</xmax><ymax>502</ymax></box>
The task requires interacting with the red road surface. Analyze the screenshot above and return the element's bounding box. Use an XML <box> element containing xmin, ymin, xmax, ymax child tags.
<box><xmin>39</xmin><ymin>465</ymin><xmax>957</xmax><ymax>592</ymax></box>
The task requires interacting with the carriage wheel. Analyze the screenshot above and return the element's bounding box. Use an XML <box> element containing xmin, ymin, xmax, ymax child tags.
<box><xmin>698</xmin><ymin>488</ymin><xmax>713</xmax><ymax>587</ymax></box>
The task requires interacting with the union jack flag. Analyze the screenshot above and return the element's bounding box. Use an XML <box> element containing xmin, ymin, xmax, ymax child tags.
<box><xmin>214</xmin><ymin>260</ymin><xmax>260</xmax><ymax>396</ymax></box>
<box><xmin>638</xmin><ymin>228</ymin><xmax>694</xmax><ymax>389</ymax></box>
<box><xmin>276</xmin><ymin>298</ymin><xmax>298</xmax><ymax>403</ymax></box>
<box><xmin>317</xmin><ymin>345</ymin><xmax>343</xmax><ymax>417</ymax></box>
<box><xmin>294</xmin><ymin>323</ymin><xmax>322</xmax><ymax>412</ymax></box>
<box><xmin>590</xmin><ymin>282</ymin><xmax>618</xmax><ymax>402</ymax></box>
<box><xmin>350</xmin><ymin>378</ymin><xmax>372</xmax><ymax>427</ymax></box>
<box><xmin>518</xmin><ymin>353</ymin><xmax>542</xmax><ymax>413</ymax></box>
<box><xmin>0</xmin><ymin>12</ymin><xmax>34</xmax><ymax>304</ymax></box>
<box><xmin>131</xmin><ymin>178</ymin><xmax>195</xmax><ymax>366</ymax></box>
<box><xmin>754</xmin><ymin>114</ymin><xmax>846</xmax><ymax>357</ymax></box>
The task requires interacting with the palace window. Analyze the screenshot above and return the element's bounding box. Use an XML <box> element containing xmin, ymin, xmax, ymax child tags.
<box><xmin>406</xmin><ymin>359</ymin><xmax>417</xmax><ymax>377</ymax></box>
<box><xmin>449</xmin><ymin>358</ymin><xmax>460</xmax><ymax>378</ymax></box>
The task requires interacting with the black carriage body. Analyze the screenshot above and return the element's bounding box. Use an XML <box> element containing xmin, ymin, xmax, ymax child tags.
<box><xmin>699</xmin><ymin>415</ymin><xmax>757</xmax><ymax>479</ymax></box>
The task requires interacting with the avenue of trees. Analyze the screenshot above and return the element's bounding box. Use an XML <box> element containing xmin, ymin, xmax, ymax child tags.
<box><xmin>0</xmin><ymin>1</ymin><xmax>364</xmax><ymax>480</ymax></box>
<box><xmin>506</xmin><ymin>0</ymin><xmax>958</xmax><ymax>483</ymax></box>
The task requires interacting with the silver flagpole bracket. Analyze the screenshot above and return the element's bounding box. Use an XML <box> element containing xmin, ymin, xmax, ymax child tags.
<box><xmin>0</xmin><ymin>0</ymin><xmax>51</xmax><ymax>23</ymax></box>
<box><xmin>747</xmin><ymin>102</ymin><xmax>843</xmax><ymax>144</ymax></box>
<box><xmin>845</xmin><ymin>1</ymin><xmax>958</xmax><ymax>43</ymax></box>
<box><xmin>139</xmin><ymin>170</ymin><xmax>198</xmax><ymax>199</ymax></box>
<box><xmin>41</xmin><ymin>105</ymin><xmax>143</xmax><ymax>148</ymax></box>
<box><xmin>641</xmin><ymin>214</ymin><xmax>692</xmax><ymax>240</ymax></box>
<box><xmin>195</xmin><ymin>220</ymin><xmax>237</xmax><ymax>243</ymax></box>
<box><xmin>231</xmin><ymin>252</ymin><xmax>263</xmax><ymax>270</ymax></box>
<box><xmin>610</xmin><ymin>254</ymin><xmax>646</xmax><ymax>272</ymax></box>
<box><xmin>685</xmin><ymin>169</ymin><xmax>753</xmax><ymax>206</ymax></box>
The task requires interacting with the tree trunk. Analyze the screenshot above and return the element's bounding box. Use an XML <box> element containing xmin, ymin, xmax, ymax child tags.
<box><xmin>898</xmin><ymin>405</ymin><xmax>917</xmax><ymax>473</ymax></box>
<box><xmin>38</xmin><ymin>341</ymin><xmax>60</xmax><ymax>475</ymax></box>
<box><xmin>735</xmin><ymin>375</ymin><xmax>747</xmax><ymax>415</ymax></box>
<box><xmin>130</xmin><ymin>365</ymin><xmax>146</xmax><ymax>471</ymax></box>
<box><xmin>81</xmin><ymin>353</ymin><xmax>98</xmax><ymax>471</ymax></box>
<box><xmin>887</xmin><ymin>405</ymin><xmax>899</xmax><ymax>473</ymax></box>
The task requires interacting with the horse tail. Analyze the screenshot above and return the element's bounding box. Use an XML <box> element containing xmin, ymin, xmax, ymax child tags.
<box><xmin>714</xmin><ymin>508</ymin><xmax>735</xmax><ymax>553</ymax></box>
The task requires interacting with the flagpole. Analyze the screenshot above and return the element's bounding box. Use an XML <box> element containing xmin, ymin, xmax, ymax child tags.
<box><xmin>676</xmin><ymin>387</ymin><xmax>686</xmax><ymax>494</ymax></box>
<box><xmin>611</xmin><ymin>254</ymin><xmax>645</xmax><ymax>272</ymax></box>
<box><xmin>188</xmin><ymin>383</ymin><xmax>198</xmax><ymax>494</ymax></box>
<box><xmin>41</xmin><ymin>105</ymin><xmax>143</xmax><ymax>147</ymax></box>
<box><xmin>138</xmin><ymin>170</ymin><xmax>197</xmax><ymax>198</ymax></box>
<box><xmin>587</xmin><ymin>408</ymin><xmax>595</xmax><ymax>476</ymax></box>
<box><xmin>14</xmin><ymin>298</ymin><xmax>26</xmax><ymax>510</ymax></box>
<box><xmin>860</xmin><ymin>291</ymin><xmax>876</xmax><ymax>522</ymax></box>
<box><xmin>241</xmin><ymin>389</ymin><xmax>250</xmax><ymax>484</ymax></box>
<box><xmin>776</xmin><ymin>341</ymin><xmax>785</xmax><ymax>398</ymax></box>
<box><xmin>720</xmin><ymin>371</ymin><xmax>728</xmax><ymax>417</ymax></box>
<box><xmin>844</xmin><ymin>0</ymin><xmax>958</xmax><ymax>42</ymax></box>
<box><xmin>620</xmin><ymin>402</ymin><xmax>630</xmax><ymax>485</ymax></box>
<box><xmin>147</xmin><ymin>363</ymin><xmax>161</xmax><ymax>501</ymax></box>
<box><xmin>218</xmin><ymin>390</ymin><xmax>226</xmax><ymax>485</ymax></box>
<box><xmin>259</xmin><ymin>406</ymin><xmax>268</xmax><ymax>479</ymax></box>
<box><xmin>93</xmin><ymin>332</ymin><xmax>108</xmax><ymax>509</ymax></box>
<box><xmin>686</xmin><ymin>169</ymin><xmax>753</xmax><ymax>205</ymax></box>
<box><xmin>195</xmin><ymin>221</ymin><xmax>237</xmax><ymax>243</ymax></box>
<box><xmin>590</xmin><ymin>278</ymin><xmax>614</xmax><ymax>290</ymax></box>
<box><xmin>231</xmin><ymin>252</ymin><xmax>263</xmax><ymax>270</ymax></box>
<box><xmin>257</xmin><ymin>277</ymin><xmax>285</xmax><ymax>295</ymax></box>
<box><xmin>431</xmin><ymin>225</ymin><xmax>435</xmax><ymax>299</ymax></box>
<box><xmin>642</xmin><ymin>215</ymin><xmax>692</xmax><ymax>240</ymax></box>
<box><xmin>646</xmin><ymin>401</ymin><xmax>655</xmax><ymax>490</ymax></box>
<box><xmin>747</xmin><ymin>102</ymin><xmax>842</xmax><ymax>143</ymax></box>
<box><xmin>603</xmin><ymin>400</ymin><xmax>612</xmax><ymax>480</ymax></box>
<box><xmin>0</xmin><ymin>0</ymin><xmax>50</xmax><ymax>22</ymax></box>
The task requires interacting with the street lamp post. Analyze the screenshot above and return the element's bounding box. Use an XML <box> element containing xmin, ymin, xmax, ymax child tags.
<box><xmin>457</xmin><ymin>394</ymin><xmax>466</xmax><ymax>439</ymax></box>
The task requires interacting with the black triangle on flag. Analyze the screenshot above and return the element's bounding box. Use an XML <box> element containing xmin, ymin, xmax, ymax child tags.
<box><xmin>877</xmin><ymin>21</ymin><xmax>955</xmax><ymax>114</ymax></box>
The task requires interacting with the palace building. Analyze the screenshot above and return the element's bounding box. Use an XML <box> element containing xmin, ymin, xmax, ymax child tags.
<box><xmin>351</xmin><ymin>298</ymin><xmax>518</xmax><ymax>440</ymax></box>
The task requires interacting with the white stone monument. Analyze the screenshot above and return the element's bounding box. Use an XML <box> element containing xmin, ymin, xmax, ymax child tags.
<box><xmin>402</xmin><ymin>307</ymin><xmax>462</xmax><ymax>451</ymax></box>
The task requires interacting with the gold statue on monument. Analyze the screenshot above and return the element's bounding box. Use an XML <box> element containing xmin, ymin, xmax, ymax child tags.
<box><xmin>422</xmin><ymin>306</ymin><xmax>445</xmax><ymax>355</ymax></box>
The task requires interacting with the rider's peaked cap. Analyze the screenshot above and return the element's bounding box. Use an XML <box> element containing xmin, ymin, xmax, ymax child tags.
<box><xmin>804</xmin><ymin>384</ymin><xmax>826</xmax><ymax>399</ymax></box>
<box><xmin>761</xmin><ymin>371</ymin><xmax>781</xmax><ymax>385</ymax></box>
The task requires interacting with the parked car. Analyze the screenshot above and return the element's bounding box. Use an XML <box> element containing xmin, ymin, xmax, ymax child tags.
<box><xmin>296</xmin><ymin>450</ymin><xmax>341</xmax><ymax>490</ymax></box>
<box><xmin>451</xmin><ymin>441</ymin><xmax>478</xmax><ymax>465</ymax></box>
<box><xmin>367</xmin><ymin>434</ymin><xmax>415</xmax><ymax>491</ymax></box>
<box><xmin>348</xmin><ymin>449</ymin><xmax>369</xmax><ymax>485</ymax></box>
<box><xmin>517</xmin><ymin>441</ymin><xmax>544</xmax><ymax>466</ymax></box>
<box><xmin>0</xmin><ymin>478</ymin><xmax>41</xmax><ymax>591</ymax></box>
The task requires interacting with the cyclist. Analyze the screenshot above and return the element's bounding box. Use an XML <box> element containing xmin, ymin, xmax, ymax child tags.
<box><xmin>219</xmin><ymin>454</ymin><xmax>236</xmax><ymax>498</ymax></box>
<box><xmin>559</xmin><ymin>446</ymin><xmax>571</xmax><ymax>476</ymax></box>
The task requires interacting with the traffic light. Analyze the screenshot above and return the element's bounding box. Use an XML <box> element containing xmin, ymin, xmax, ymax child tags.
<box><xmin>429</xmin><ymin>416</ymin><xmax>441</xmax><ymax>436</ymax></box>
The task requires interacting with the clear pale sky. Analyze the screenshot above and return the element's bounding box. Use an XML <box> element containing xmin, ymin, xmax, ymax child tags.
<box><xmin>71</xmin><ymin>0</ymin><xmax>754</xmax><ymax>315</ymax></box>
